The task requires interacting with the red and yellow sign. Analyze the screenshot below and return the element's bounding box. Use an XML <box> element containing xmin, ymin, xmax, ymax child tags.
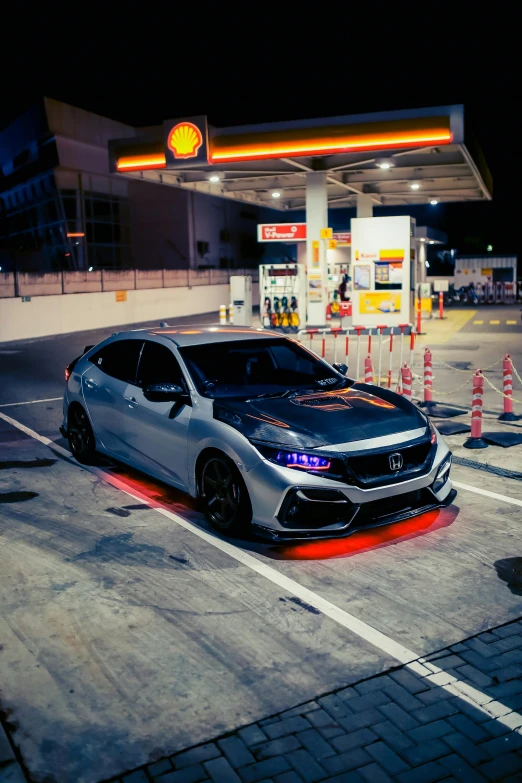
<box><xmin>333</xmin><ymin>232</ymin><xmax>351</xmax><ymax>246</ymax></box>
<box><xmin>379</xmin><ymin>248</ymin><xmax>404</xmax><ymax>261</ymax></box>
<box><xmin>167</xmin><ymin>122</ymin><xmax>203</xmax><ymax>159</ymax></box>
<box><xmin>257</xmin><ymin>223</ymin><xmax>307</xmax><ymax>241</ymax></box>
<box><xmin>115</xmin><ymin>290</ymin><xmax>127</xmax><ymax>303</ymax></box>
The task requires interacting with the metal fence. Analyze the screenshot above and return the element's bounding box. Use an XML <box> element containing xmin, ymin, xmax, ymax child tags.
<box><xmin>0</xmin><ymin>268</ymin><xmax>259</xmax><ymax>299</ymax></box>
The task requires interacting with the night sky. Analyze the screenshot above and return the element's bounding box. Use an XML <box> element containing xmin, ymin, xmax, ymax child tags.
<box><xmin>2</xmin><ymin>11</ymin><xmax>519</xmax><ymax>264</ymax></box>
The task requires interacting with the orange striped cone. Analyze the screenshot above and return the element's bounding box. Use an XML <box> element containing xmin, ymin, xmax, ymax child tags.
<box><xmin>464</xmin><ymin>370</ymin><xmax>488</xmax><ymax>449</ymax></box>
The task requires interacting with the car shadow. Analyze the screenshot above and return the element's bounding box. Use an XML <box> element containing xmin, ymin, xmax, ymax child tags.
<box><xmin>83</xmin><ymin>453</ymin><xmax>460</xmax><ymax>563</ymax></box>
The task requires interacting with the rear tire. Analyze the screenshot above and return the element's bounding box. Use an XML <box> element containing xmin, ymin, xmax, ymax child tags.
<box><xmin>68</xmin><ymin>405</ymin><xmax>98</xmax><ymax>464</ymax></box>
<box><xmin>199</xmin><ymin>453</ymin><xmax>252</xmax><ymax>536</ymax></box>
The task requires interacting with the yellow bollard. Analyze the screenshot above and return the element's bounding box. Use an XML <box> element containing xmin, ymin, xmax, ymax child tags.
<box><xmin>229</xmin><ymin>304</ymin><xmax>234</xmax><ymax>324</ymax></box>
<box><xmin>219</xmin><ymin>304</ymin><xmax>227</xmax><ymax>325</ymax></box>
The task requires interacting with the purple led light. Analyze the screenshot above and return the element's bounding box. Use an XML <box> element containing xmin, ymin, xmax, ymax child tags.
<box><xmin>276</xmin><ymin>451</ymin><xmax>331</xmax><ymax>471</ymax></box>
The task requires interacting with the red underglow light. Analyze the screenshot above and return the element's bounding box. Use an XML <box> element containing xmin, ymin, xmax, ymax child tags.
<box><xmin>274</xmin><ymin>507</ymin><xmax>458</xmax><ymax>561</ymax></box>
<box><xmin>74</xmin><ymin>458</ymin><xmax>458</xmax><ymax>566</ymax></box>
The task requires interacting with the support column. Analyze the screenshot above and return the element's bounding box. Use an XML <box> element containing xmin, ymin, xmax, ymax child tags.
<box><xmin>306</xmin><ymin>172</ymin><xmax>328</xmax><ymax>326</ymax></box>
<box><xmin>356</xmin><ymin>193</ymin><xmax>373</xmax><ymax>217</ymax></box>
<box><xmin>417</xmin><ymin>240</ymin><xmax>427</xmax><ymax>284</ymax></box>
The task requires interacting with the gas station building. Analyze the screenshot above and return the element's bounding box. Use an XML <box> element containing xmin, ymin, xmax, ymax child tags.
<box><xmin>110</xmin><ymin>104</ymin><xmax>491</xmax><ymax>327</ymax></box>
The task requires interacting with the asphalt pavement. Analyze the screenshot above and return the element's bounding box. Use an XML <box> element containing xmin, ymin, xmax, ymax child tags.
<box><xmin>2</xmin><ymin>309</ymin><xmax>522</xmax><ymax>783</ymax></box>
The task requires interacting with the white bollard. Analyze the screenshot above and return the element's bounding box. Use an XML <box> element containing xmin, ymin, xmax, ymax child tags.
<box><xmin>228</xmin><ymin>304</ymin><xmax>234</xmax><ymax>324</ymax></box>
<box><xmin>219</xmin><ymin>305</ymin><xmax>227</xmax><ymax>325</ymax></box>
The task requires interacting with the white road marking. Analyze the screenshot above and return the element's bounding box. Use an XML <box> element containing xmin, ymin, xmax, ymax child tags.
<box><xmin>2</xmin><ymin>409</ymin><xmax>522</xmax><ymax>732</ymax></box>
<box><xmin>0</xmin><ymin>397</ymin><xmax>62</xmax><ymax>408</ymax></box>
<box><xmin>453</xmin><ymin>480</ymin><xmax>522</xmax><ymax>508</ymax></box>
<box><xmin>0</xmin><ymin>411</ymin><xmax>70</xmax><ymax>456</ymax></box>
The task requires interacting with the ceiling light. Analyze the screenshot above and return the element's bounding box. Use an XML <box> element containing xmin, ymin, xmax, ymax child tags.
<box><xmin>410</xmin><ymin>183</ymin><xmax>420</xmax><ymax>190</ymax></box>
<box><xmin>375</xmin><ymin>157</ymin><xmax>393</xmax><ymax>169</ymax></box>
<box><xmin>429</xmin><ymin>240</ymin><xmax>435</xmax><ymax>244</ymax></box>
<box><xmin>430</xmin><ymin>199</ymin><xmax>438</xmax><ymax>205</ymax></box>
<box><xmin>419</xmin><ymin>238</ymin><xmax>426</xmax><ymax>242</ymax></box>
<box><xmin>209</xmin><ymin>175</ymin><xmax>220</xmax><ymax>183</ymax></box>
<box><xmin>487</xmin><ymin>244</ymin><xmax>493</xmax><ymax>252</ymax></box>
<box><xmin>272</xmin><ymin>191</ymin><xmax>281</xmax><ymax>198</ymax></box>
<box><xmin>88</xmin><ymin>266</ymin><xmax>93</xmax><ymax>272</ymax></box>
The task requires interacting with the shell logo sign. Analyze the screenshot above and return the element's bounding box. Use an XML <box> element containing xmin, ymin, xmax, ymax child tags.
<box><xmin>168</xmin><ymin>122</ymin><xmax>203</xmax><ymax>159</ymax></box>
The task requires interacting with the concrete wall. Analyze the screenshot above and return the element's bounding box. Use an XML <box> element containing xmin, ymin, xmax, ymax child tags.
<box><xmin>0</xmin><ymin>269</ymin><xmax>253</xmax><ymax>298</ymax></box>
<box><xmin>0</xmin><ymin>282</ymin><xmax>258</xmax><ymax>343</ymax></box>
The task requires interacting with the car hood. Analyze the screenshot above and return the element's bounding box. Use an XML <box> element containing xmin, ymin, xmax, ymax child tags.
<box><xmin>215</xmin><ymin>383</ymin><xmax>428</xmax><ymax>449</ymax></box>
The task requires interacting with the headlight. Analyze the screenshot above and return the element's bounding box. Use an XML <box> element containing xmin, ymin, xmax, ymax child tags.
<box><xmin>273</xmin><ymin>450</ymin><xmax>332</xmax><ymax>471</ymax></box>
<box><xmin>433</xmin><ymin>455</ymin><xmax>452</xmax><ymax>492</ymax></box>
<box><xmin>253</xmin><ymin>442</ymin><xmax>347</xmax><ymax>481</ymax></box>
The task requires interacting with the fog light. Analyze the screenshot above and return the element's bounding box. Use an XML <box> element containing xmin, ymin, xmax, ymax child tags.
<box><xmin>433</xmin><ymin>455</ymin><xmax>452</xmax><ymax>493</ymax></box>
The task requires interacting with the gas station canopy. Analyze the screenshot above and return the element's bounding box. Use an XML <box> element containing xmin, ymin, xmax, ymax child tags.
<box><xmin>109</xmin><ymin>104</ymin><xmax>491</xmax><ymax>210</ymax></box>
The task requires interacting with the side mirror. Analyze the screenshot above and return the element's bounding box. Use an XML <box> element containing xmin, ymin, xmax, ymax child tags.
<box><xmin>332</xmin><ymin>362</ymin><xmax>348</xmax><ymax>376</ymax></box>
<box><xmin>143</xmin><ymin>383</ymin><xmax>186</xmax><ymax>402</ymax></box>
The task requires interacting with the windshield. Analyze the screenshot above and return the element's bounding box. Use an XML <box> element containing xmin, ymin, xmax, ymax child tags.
<box><xmin>179</xmin><ymin>338</ymin><xmax>346</xmax><ymax>399</ymax></box>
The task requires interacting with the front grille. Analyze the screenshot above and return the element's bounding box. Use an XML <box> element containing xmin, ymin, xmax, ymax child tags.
<box><xmin>345</xmin><ymin>439</ymin><xmax>434</xmax><ymax>487</ymax></box>
<box><xmin>353</xmin><ymin>488</ymin><xmax>436</xmax><ymax>529</ymax></box>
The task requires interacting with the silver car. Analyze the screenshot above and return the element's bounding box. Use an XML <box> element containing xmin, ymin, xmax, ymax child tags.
<box><xmin>61</xmin><ymin>325</ymin><xmax>454</xmax><ymax>540</ymax></box>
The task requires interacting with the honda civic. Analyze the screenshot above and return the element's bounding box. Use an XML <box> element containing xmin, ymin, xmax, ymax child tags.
<box><xmin>61</xmin><ymin>325</ymin><xmax>454</xmax><ymax>539</ymax></box>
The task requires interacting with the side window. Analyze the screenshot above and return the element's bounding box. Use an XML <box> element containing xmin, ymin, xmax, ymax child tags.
<box><xmin>89</xmin><ymin>340</ymin><xmax>143</xmax><ymax>384</ymax></box>
<box><xmin>136</xmin><ymin>341</ymin><xmax>184</xmax><ymax>387</ymax></box>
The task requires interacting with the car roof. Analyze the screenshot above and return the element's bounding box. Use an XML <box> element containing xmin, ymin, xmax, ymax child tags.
<box><xmin>118</xmin><ymin>324</ymin><xmax>286</xmax><ymax>347</ymax></box>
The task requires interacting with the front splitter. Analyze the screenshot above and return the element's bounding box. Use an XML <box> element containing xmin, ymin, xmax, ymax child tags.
<box><xmin>253</xmin><ymin>488</ymin><xmax>457</xmax><ymax>542</ymax></box>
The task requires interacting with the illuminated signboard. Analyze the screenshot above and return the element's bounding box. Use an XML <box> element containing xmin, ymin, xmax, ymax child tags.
<box><xmin>209</xmin><ymin>117</ymin><xmax>452</xmax><ymax>164</ymax></box>
<box><xmin>257</xmin><ymin>224</ymin><xmax>307</xmax><ymax>242</ymax></box>
<box><xmin>164</xmin><ymin>116</ymin><xmax>209</xmax><ymax>168</ymax></box>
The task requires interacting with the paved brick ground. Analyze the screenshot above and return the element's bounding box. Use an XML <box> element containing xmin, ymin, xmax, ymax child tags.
<box><xmin>4</xmin><ymin>619</ymin><xmax>522</xmax><ymax>783</ymax></box>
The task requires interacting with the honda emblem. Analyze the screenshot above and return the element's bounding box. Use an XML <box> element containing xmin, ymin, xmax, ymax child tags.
<box><xmin>389</xmin><ymin>453</ymin><xmax>403</xmax><ymax>471</ymax></box>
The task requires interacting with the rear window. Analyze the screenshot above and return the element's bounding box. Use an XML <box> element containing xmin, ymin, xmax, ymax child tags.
<box><xmin>90</xmin><ymin>340</ymin><xmax>144</xmax><ymax>384</ymax></box>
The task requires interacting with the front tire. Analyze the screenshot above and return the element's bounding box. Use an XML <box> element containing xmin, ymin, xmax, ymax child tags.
<box><xmin>199</xmin><ymin>454</ymin><xmax>252</xmax><ymax>536</ymax></box>
<box><xmin>68</xmin><ymin>405</ymin><xmax>97</xmax><ymax>464</ymax></box>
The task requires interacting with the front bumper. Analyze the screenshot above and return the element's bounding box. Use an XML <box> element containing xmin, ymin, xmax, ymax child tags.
<box><xmin>245</xmin><ymin>440</ymin><xmax>454</xmax><ymax>540</ymax></box>
<box><xmin>254</xmin><ymin>485</ymin><xmax>455</xmax><ymax>541</ymax></box>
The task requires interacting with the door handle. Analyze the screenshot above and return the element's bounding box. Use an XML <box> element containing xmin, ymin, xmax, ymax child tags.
<box><xmin>84</xmin><ymin>379</ymin><xmax>98</xmax><ymax>390</ymax></box>
<box><xmin>124</xmin><ymin>396</ymin><xmax>139</xmax><ymax>408</ymax></box>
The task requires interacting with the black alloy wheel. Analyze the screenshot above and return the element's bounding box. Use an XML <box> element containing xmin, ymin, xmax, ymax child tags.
<box><xmin>68</xmin><ymin>406</ymin><xmax>97</xmax><ymax>464</ymax></box>
<box><xmin>200</xmin><ymin>455</ymin><xmax>251</xmax><ymax>535</ymax></box>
